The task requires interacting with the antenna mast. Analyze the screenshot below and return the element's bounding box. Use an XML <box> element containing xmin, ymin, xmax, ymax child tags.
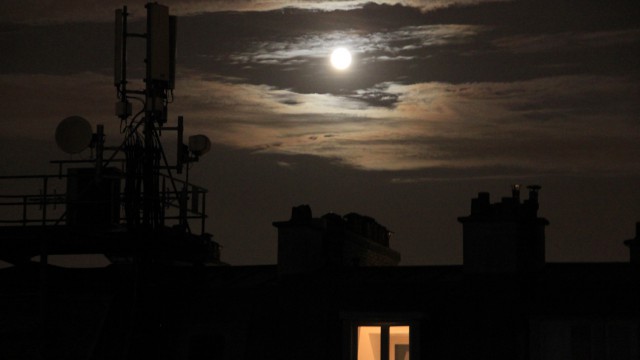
<box><xmin>115</xmin><ymin>3</ymin><xmax>182</xmax><ymax>230</ymax></box>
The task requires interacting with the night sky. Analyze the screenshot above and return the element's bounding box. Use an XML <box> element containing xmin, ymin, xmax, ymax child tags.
<box><xmin>0</xmin><ymin>0</ymin><xmax>639</xmax><ymax>266</ymax></box>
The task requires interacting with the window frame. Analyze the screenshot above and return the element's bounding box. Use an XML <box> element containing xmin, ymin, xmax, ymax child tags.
<box><xmin>341</xmin><ymin>312</ymin><xmax>422</xmax><ymax>360</ymax></box>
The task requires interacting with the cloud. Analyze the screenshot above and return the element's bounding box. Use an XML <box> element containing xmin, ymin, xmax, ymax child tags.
<box><xmin>0</xmin><ymin>72</ymin><xmax>114</xmax><ymax>140</ymax></box>
<box><xmin>0</xmin><ymin>0</ymin><xmax>508</xmax><ymax>24</ymax></box>
<box><xmin>214</xmin><ymin>24</ymin><xmax>483</xmax><ymax>67</ymax></box>
<box><xmin>1</xmin><ymin>70</ymin><xmax>637</xmax><ymax>177</ymax></box>
<box><xmin>172</xmin><ymin>73</ymin><xmax>640</xmax><ymax>173</ymax></box>
<box><xmin>493</xmin><ymin>29</ymin><xmax>640</xmax><ymax>54</ymax></box>
<box><xmin>185</xmin><ymin>22</ymin><xmax>486</xmax><ymax>95</ymax></box>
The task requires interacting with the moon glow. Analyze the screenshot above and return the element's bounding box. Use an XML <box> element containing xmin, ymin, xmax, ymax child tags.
<box><xmin>330</xmin><ymin>47</ymin><xmax>352</xmax><ymax>70</ymax></box>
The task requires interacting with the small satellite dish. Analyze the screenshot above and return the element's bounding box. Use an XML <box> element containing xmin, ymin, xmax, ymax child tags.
<box><xmin>55</xmin><ymin>116</ymin><xmax>93</xmax><ymax>154</ymax></box>
<box><xmin>188</xmin><ymin>135</ymin><xmax>211</xmax><ymax>157</ymax></box>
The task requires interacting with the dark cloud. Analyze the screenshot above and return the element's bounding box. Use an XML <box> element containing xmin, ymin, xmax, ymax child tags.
<box><xmin>0</xmin><ymin>23</ymin><xmax>114</xmax><ymax>75</ymax></box>
<box><xmin>0</xmin><ymin>1</ymin><xmax>506</xmax><ymax>24</ymax></box>
<box><xmin>351</xmin><ymin>87</ymin><xmax>400</xmax><ymax>108</ymax></box>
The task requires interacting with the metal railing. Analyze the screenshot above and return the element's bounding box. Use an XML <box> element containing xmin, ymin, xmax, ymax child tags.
<box><xmin>0</xmin><ymin>175</ymin><xmax>68</xmax><ymax>226</ymax></box>
<box><xmin>158</xmin><ymin>172</ymin><xmax>208</xmax><ymax>234</ymax></box>
<box><xmin>0</xmin><ymin>172</ymin><xmax>208</xmax><ymax>233</ymax></box>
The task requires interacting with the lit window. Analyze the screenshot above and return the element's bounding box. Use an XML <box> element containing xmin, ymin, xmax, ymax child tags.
<box><xmin>357</xmin><ymin>325</ymin><xmax>410</xmax><ymax>360</ymax></box>
<box><xmin>390</xmin><ymin>326</ymin><xmax>410</xmax><ymax>360</ymax></box>
<box><xmin>357</xmin><ymin>326</ymin><xmax>381</xmax><ymax>360</ymax></box>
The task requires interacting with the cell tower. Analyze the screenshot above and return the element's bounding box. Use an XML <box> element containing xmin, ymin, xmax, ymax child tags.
<box><xmin>0</xmin><ymin>3</ymin><xmax>218</xmax><ymax>266</ymax></box>
<box><xmin>113</xmin><ymin>3</ymin><xmax>211</xmax><ymax>232</ymax></box>
<box><xmin>0</xmin><ymin>3</ymin><xmax>219</xmax><ymax>358</ymax></box>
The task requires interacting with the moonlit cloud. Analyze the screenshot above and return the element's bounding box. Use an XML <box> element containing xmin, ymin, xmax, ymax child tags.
<box><xmin>164</xmin><ymin>73</ymin><xmax>640</xmax><ymax>173</ymax></box>
<box><xmin>218</xmin><ymin>24</ymin><xmax>483</xmax><ymax>69</ymax></box>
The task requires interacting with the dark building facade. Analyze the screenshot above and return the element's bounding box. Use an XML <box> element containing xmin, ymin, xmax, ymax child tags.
<box><xmin>1</xmin><ymin>186</ymin><xmax>639</xmax><ymax>360</ymax></box>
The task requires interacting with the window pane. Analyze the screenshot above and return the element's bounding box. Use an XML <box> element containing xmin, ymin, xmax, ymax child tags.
<box><xmin>389</xmin><ymin>326</ymin><xmax>410</xmax><ymax>360</ymax></box>
<box><xmin>358</xmin><ymin>326</ymin><xmax>381</xmax><ymax>360</ymax></box>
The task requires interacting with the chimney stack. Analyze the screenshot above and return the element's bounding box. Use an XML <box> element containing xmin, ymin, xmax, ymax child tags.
<box><xmin>458</xmin><ymin>186</ymin><xmax>549</xmax><ymax>273</ymax></box>
<box><xmin>623</xmin><ymin>222</ymin><xmax>640</xmax><ymax>266</ymax></box>
<box><xmin>512</xmin><ymin>184</ymin><xmax>521</xmax><ymax>203</ymax></box>
<box><xmin>273</xmin><ymin>206</ymin><xmax>400</xmax><ymax>275</ymax></box>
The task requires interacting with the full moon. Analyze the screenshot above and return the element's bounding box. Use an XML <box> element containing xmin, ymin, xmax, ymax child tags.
<box><xmin>330</xmin><ymin>47</ymin><xmax>352</xmax><ymax>70</ymax></box>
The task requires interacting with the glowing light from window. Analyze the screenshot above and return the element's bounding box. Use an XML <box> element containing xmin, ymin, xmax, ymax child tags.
<box><xmin>358</xmin><ymin>326</ymin><xmax>381</xmax><ymax>360</ymax></box>
<box><xmin>390</xmin><ymin>326</ymin><xmax>410</xmax><ymax>360</ymax></box>
<box><xmin>357</xmin><ymin>325</ymin><xmax>410</xmax><ymax>360</ymax></box>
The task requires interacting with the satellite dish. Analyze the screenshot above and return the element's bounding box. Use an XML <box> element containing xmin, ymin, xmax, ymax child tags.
<box><xmin>188</xmin><ymin>135</ymin><xmax>211</xmax><ymax>156</ymax></box>
<box><xmin>55</xmin><ymin>116</ymin><xmax>93</xmax><ymax>154</ymax></box>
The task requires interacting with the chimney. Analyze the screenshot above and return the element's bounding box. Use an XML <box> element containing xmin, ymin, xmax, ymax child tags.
<box><xmin>458</xmin><ymin>186</ymin><xmax>549</xmax><ymax>273</ymax></box>
<box><xmin>273</xmin><ymin>206</ymin><xmax>400</xmax><ymax>275</ymax></box>
<box><xmin>512</xmin><ymin>184</ymin><xmax>521</xmax><ymax>203</ymax></box>
<box><xmin>624</xmin><ymin>222</ymin><xmax>640</xmax><ymax>266</ymax></box>
<box><xmin>471</xmin><ymin>192</ymin><xmax>490</xmax><ymax>214</ymax></box>
<box><xmin>290</xmin><ymin>204</ymin><xmax>312</xmax><ymax>223</ymax></box>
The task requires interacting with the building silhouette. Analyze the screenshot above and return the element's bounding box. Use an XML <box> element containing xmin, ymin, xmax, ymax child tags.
<box><xmin>458</xmin><ymin>185</ymin><xmax>547</xmax><ymax>273</ymax></box>
<box><xmin>1</xmin><ymin>186</ymin><xmax>638</xmax><ymax>359</ymax></box>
